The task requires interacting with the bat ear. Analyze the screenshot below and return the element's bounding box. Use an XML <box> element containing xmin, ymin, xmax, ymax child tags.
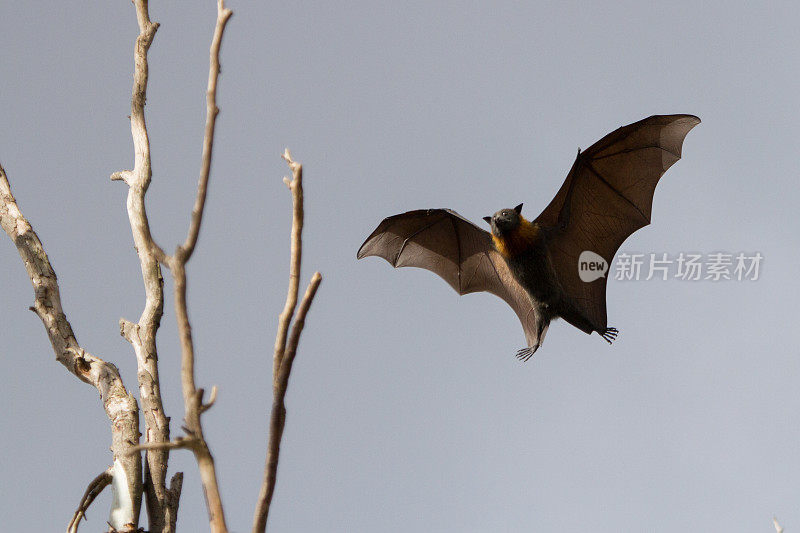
<box><xmin>514</xmin><ymin>203</ymin><xmax>523</xmax><ymax>214</ymax></box>
<box><xmin>482</xmin><ymin>216</ymin><xmax>492</xmax><ymax>225</ymax></box>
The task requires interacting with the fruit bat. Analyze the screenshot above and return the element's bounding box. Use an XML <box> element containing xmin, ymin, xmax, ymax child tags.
<box><xmin>357</xmin><ymin>114</ymin><xmax>700</xmax><ymax>360</ymax></box>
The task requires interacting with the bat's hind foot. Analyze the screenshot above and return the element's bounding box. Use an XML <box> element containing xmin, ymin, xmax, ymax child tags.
<box><xmin>599</xmin><ymin>327</ymin><xmax>619</xmax><ymax>344</ymax></box>
<box><xmin>515</xmin><ymin>346</ymin><xmax>539</xmax><ymax>362</ymax></box>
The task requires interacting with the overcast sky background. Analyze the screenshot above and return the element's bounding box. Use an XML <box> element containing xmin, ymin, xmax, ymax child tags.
<box><xmin>1</xmin><ymin>1</ymin><xmax>798</xmax><ymax>531</ymax></box>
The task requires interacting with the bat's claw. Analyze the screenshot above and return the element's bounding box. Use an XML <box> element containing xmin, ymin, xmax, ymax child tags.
<box><xmin>599</xmin><ymin>327</ymin><xmax>619</xmax><ymax>344</ymax></box>
<box><xmin>515</xmin><ymin>345</ymin><xmax>539</xmax><ymax>362</ymax></box>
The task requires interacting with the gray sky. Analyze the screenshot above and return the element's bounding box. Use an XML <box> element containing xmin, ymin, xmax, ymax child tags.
<box><xmin>1</xmin><ymin>1</ymin><xmax>798</xmax><ymax>531</ymax></box>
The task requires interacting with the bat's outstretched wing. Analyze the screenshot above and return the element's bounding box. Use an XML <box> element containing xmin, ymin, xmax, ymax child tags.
<box><xmin>357</xmin><ymin>209</ymin><xmax>544</xmax><ymax>348</ymax></box>
<box><xmin>535</xmin><ymin>114</ymin><xmax>700</xmax><ymax>333</ymax></box>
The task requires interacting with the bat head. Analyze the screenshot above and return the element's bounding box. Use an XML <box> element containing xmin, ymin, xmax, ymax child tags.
<box><xmin>483</xmin><ymin>204</ymin><xmax>523</xmax><ymax>236</ymax></box>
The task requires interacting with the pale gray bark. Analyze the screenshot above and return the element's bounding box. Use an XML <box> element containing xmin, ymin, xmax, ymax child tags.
<box><xmin>110</xmin><ymin>1</ymin><xmax>177</xmax><ymax>530</ymax></box>
<box><xmin>0</xmin><ymin>165</ymin><xmax>142</xmax><ymax>531</ymax></box>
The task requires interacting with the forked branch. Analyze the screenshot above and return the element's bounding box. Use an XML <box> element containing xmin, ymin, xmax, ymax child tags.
<box><xmin>252</xmin><ymin>151</ymin><xmax>323</xmax><ymax>533</ymax></box>
<box><xmin>272</xmin><ymin>149</ymin><xmax>306</xmax><ymax>379</ymax></box>
<box><xmin>113</xmin><ymin>1</ymin><xmax>233</xmax><ymax>530</ymax></box>
<box><xmin>152</xmin><ymin>1</ymin><xmax>233</xmax><ymax>532</ymax></box>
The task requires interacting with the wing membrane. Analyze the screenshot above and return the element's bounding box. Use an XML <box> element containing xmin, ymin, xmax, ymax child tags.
<box><xmin>535</xmin><ymin>114</ymin><xmax>700</xmax><ymax>331</ymax></box>
<box><xmin>358</xmin><ymin>209</ymin><xmax>544</xmax><ymax>348</ymax></box>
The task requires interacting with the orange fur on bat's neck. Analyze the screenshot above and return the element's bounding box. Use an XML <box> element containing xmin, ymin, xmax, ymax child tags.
<box><xmin>492</xmin><ymin>216</ymin><xmax>541</xmax><ymax>258</ymax></box>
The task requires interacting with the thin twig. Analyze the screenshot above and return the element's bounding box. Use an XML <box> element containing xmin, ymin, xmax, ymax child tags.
<box><xmin>774</xmin><ymin>517</ymin><xmax>784</xmax><ymax>533</ymax></box>
<box><xmin>0</xmin><ymin>164</ymin><xmax>142</xmax><ymax>528</ymax></box>
<box><xmin>177</xmin><ymin>0</ymin><xmax>231</xmax><ymax>261</ymax></box>
<box><xmin>67</xmin><ymin>468</ymin><xmax>114</xmax><ymax>533</ymax></box>
<box><xmin>272</xmin><ymin>149</ymin><xmax>304</xmax><ymax>380</ymax></box>
<box><xmin>127</xmin><ymin>439</ymin><xmax>198</xmax><ymax>455</ymax></box>
<box><xmin>200</xmin><ymin>385</ymin><xmax>219</xmax><ymax>413</ymax></box>
<box><xmin>252</xmin><ymin>152</ymin><xmax>323</xmax><ymax>533</ymax></box>
<box><xmin>112</xmin><ymin>1</ymin><xmax>175</xmax><ymax>530</ymax></box>
<box><xmin>282</xmin><ymin>273</ymin><xmax>322</xmax><ymax>374</ymax></box>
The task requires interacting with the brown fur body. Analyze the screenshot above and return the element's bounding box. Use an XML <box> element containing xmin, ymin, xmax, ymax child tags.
<box><xmin>492</xmin><ymin>218</ymin><xmax>559</xmax><ymax>305</ymax></box>
<box><xmin>490</xmin><ymin>210</ymin><xmax>597</xmax><ymax>337</ymax></box>
<box><xmin>490</xmin><ymin>213</ymin><xmax>563</xmax><ymax>342</ymax></box>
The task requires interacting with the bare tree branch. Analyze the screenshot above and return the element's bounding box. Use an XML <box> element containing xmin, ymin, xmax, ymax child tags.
<box><xmin>0</xmin><ymin>164</ymin><xmax>142</xmax><ymax>529</ymax></box>
<box><xmin>127</xmin><ymin>439</ymin><xmax>197</xmax><ymax>455</ymax></box>
<box><xmin>272</xmin><ymin>149</ymin><xmax>304</xmax><ymax>380</ymax></box>
<box><xmin>157</xmin><ymin>2</ymin><xmax>233</xmax><ymax>531</ymax></box>
<box><xmin>170</xmin><ymin>258</ymin><xmax>230</xmax><ymax>532</ymax></box>
<box><xmin>6</xmin><ymin>1</ymin><xmax>331</xmax><ymax>532</ymax></box>
<box><xmin>282</xmin><ymin>273</ymin><xmax>322</xmax><ymax>374</ymax></box>
<box><xmin>199</xmin><ymin>385</ymin><xmax>219</xmax><ymax>413</ymax></box>
<box><xmin>118</xmin><ymin>1</ymin><xmax>233</xmax><ymax>530</ymax></box>
<box><xmin>67</xmin><ymin>468</ymin><xmax>114</xmax><ymax>533</ymax></box>
<box><xmin>252</xmin><ymin>151</ymin><xmax>323</xmax><ymax>533</ymax></box>
<box><xmin>111</xmin><ymin>2</ymin><xmax>175</xmax><ymax>531</ymax></box>
<box><xmin>177</xmin><ymin>0</ymin><xmax>231</xmax><ymax>262</ymax></box>
<box><xmin>118</xmin><ymin>0</ymin><xmax>233</xmax><ymax>529</ymax></box>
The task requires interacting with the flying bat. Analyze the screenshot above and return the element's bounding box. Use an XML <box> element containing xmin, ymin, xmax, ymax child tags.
<box><xmin>357</xmin><ymin>114</ymin><xmax>700</xmax><ymax>360</ymax></box>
